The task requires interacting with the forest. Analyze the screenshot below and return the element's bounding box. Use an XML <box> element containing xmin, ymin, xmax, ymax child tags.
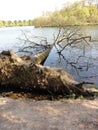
<box><xmin>32</xmin><ymin>0</ymin><xmax>98</xmax><ymax>27</ymax></box>
<box><xmin>0</xmin><ymin>0</ymin><xmax>98</xmax><ymax>27</ymax></box>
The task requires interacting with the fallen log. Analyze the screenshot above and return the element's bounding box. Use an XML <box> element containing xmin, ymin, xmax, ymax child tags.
<box><xmin>20</xmin><ymin>45</ymin><xmax>52</xmax><ymax>65</ymax></box>
<box><xmin>0</xmin><ymin>50</ymin><xmax>94</xmax><ymax>97</ymax></box>
<box><xmin>32</xmin><ymin>47</ymin><xmax>52</xmax><ymax>65</ymax></box>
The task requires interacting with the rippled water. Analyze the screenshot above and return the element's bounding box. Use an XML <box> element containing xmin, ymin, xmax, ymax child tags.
<box><xmin>0</xmin><ymin>26</ymin><xmax>98</xmax><ymax>85</ymax></box>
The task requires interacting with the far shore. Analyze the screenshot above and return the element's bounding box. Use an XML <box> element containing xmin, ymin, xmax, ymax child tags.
<box><xmin>0</xmin><ymin>23</ymin><xmax>98</xmax><ymax>29</ymax></box>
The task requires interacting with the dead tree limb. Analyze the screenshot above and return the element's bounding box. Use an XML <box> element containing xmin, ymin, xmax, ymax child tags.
<box><xmin>52</xmin><ymin>27</ymin><xmax>92</xmax><ymax>54</ymax></box>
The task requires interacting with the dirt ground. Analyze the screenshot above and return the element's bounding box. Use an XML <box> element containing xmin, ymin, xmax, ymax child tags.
<box><xmin>0</xmin><ymin>96</ymin><xmax>98</xmax><ymax>130</ymax></box>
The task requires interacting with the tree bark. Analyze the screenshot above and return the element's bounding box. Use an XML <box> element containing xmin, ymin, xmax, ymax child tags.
<box><xmin>32</xmin><ymin>47</ymin><xmax>52</xmax><ymax>65</ymax></box>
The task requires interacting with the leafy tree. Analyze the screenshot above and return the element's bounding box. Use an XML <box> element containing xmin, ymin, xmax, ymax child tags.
<box><xmin>32</xmin><ymin>0</ymin><xmax>98</xmax><ymax>27</ymax></box>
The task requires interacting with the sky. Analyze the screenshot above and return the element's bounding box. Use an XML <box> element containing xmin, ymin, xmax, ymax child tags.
<box><xmin>0</xmin><ymin>0</ymin><xmax>76</xmax><ymax>21</ymax></box>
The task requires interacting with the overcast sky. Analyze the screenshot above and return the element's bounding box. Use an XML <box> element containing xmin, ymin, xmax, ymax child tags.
<box><xmin>0</xmin><ymin>0</ymin><xmax>76</xmax><ymax>21</ymax></box>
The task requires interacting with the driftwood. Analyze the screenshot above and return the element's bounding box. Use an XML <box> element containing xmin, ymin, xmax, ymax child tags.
<box><xmin>0</xmin><ymin>50</ymin><xmax>94</xmax><ymax>97</ymax></box>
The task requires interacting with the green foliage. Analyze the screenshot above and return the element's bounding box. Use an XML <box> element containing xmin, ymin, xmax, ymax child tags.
<box><xmin>32</xmin><ymin>1</ymin><xmax>98</xmax><ymax>27</ymax></box>
<box><xmin>0</xmin><ymin>20</ymin><xmax>34</xmax><ymax>28</ymax></box>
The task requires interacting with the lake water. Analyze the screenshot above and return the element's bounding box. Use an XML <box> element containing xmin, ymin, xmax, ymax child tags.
<box><xmin>0</xmin><ymin>26</ymin><xmax>98</xmax><ymax>85</ymax></box>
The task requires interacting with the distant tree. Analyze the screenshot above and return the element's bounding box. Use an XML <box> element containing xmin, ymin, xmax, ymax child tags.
<box><xmin>13</xmin><ymin>20</ymin><xmax>18</xmax><ymax>26</ymax></box>
<box><xmin>28</xmin><ymin>20</ymin><xmax>33</xmax><ymax>26</ymax></box>
<box><xmin>18</xmin><ymin>20</ymin><xmax>22</xmax><ymax>26</ymax></box>
<box><xmin>8</xmin><ymin>21</ymin><xmax>12</xmax><ymax>27</ymax></box>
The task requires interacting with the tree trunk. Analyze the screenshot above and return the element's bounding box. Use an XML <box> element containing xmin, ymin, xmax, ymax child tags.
<box><xmin>0</xmin><ymin>51</ymin><xmax>94</xmax><ymax>97</ymax></box>
<box><xmin>32</xmin><ymin>47</ymin><xmax>52</xmax><ymax>65</ymax></box>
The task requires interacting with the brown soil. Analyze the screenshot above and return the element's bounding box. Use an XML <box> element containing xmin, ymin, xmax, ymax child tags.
<box><xmin>0</xmin><ymin>95</ymin><xmax>98</xmax><ymax>130</ymax></box>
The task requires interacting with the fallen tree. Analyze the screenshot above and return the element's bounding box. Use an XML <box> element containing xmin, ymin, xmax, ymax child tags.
<box><xmin>0</xmin><ymin>50</ymin><xmax>94</xmax><ymax>98</ymax></box>
<box><xmin>0</xmin><ymin>27</ymin><xmax>97</xmax><ymax>98</ymax></box>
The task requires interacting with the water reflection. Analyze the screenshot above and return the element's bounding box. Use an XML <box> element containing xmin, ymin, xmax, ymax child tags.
<box><xmin>44</xmin><ymin>40</ymin><xmax>98</xmax><ymax>86</ymax></box>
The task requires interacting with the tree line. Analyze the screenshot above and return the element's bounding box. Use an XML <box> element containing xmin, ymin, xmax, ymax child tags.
<box><xmin>0</xmin><ymin>0</ymin><xmax>98</xmax><ymax>28</ymax></box>
<box><xmin>32</xmin><ymin>0</ymin><xmax>98</xmax><ymax>27</ymax></box>
<box><xmin>0</xmin><ymin>20</ymin><xmax>33</xmax><ymax>27</ymax></box>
